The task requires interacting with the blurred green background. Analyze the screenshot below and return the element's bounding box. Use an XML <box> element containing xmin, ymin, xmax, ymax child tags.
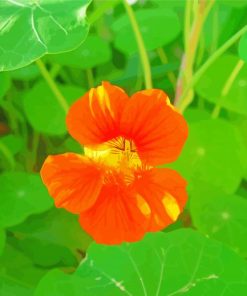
<box><xmin>1</xmin><ymin>0</ymin><xmax>247</xmax><ymax>295</ymax></box>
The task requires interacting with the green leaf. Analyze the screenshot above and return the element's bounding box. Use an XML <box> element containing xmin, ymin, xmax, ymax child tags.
<box><xmin>195</xmin><ymin>54</ymin><xmax>247</xmax><ymax>115</ymax></box>
<box><xmin>0</xmin><ymin>0</ymin><xmax>91</xmax><ymax>71</ymax></box>
<box><xmin>50</xmin><ymin>35</ymin><xmax>111</xmax><ymax>69</ymax></box>
<box><xmin>112</xmin><ymin>8</ymin><xmax>181</xmax><ymax>55</ymax></box>
<box><xmin>0</xmin><ymin>72</ymin><xmax>11</xmax><ymax>100</ymax></box>
<box><xmin>23</xmin><ymin>82</ymin><xmax>85</xmax><ymax>135</ymax></box>
<box><xmin>0</xmin><ymin>134</ymin><xmax>23</xmax><ymax>155</ymax></box>
<box><xmin>9</xmin><ymin>208</ymin><xmax>92</xmax><ymax>268</ymax></box>
<box><xmin>0</xmin><ymin>244</ymin><xmax>46</xmax><ymax>296</ymax></box>
<box><xmin>35</xmin><ymin>229</ymin><xmax>247</xmax><ymax>296</ymax></box>
<box><xmin>170</xmin><ymin>118</ymin><xmax>245</xmax><ymax>194</ymax></box>
<box><xmin>238</xmin><ymin>32</ymin><xmax>247</xmax><ymax>62</ymax></box>
<box><xmin>10</xmin><ymin>63</ymin><xmax>40</xmax><ymax>81</ymax></box>
<box><xmin>0</xmin><ymin>229</ymin><xmax>5</xmax><ymax>256</ymax></box>
<box><xmin>0</xmin><ymin>172</ymin><xmax>53</xmax><ymax>228</ymax></box>
<box><xmin>190</xmin><ymin>181</ymin><xmax>247</xmax><ymax>257</ymax></box>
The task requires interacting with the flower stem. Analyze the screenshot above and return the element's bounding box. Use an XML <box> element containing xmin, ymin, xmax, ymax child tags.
<box><xmin>211</xmin><ymin>59</ymin><xmax>245</xmax><ymax>118</ymax></box>
<box><xmin>36</xmin><ymin>59</ymin><xmax>69</xmax><ymax>112</ymax></box>
<box><xmin>123</xmin><ymin>0</ymin><xmax>152</xmax><ymax>89</ymax></box>
<box><xmin>177</xmin><ymin>24</ymin><xmax>247</xmax><ymax>113</ymax></box>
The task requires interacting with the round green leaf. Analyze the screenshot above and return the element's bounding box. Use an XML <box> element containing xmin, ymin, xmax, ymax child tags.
<box><xmin>50</xmin><ymin>35</ymin><xmax>112</xmax><ymax>69</ymax></box>
<box><xmin>112</xmin><ymin>8</ymin><xmax>181</xmax><ymax>55</ymax></box>
<box><xmin>0</xmin><ymin>172</ymin><xmax>53</xmax><ymax>228</ymax></box>
<box><xmin>23</xmin><ymin>82</ymin><xmax>85</xmax><ymax>135</ymax></box>
<box><xmin>35</xmin><ymin>229</ymin><xmax>247</xmax><ymax>296</ymax></box>
<box><xmin>190</xmin><ymin>182</ymin><xmax>247</xmax><ymax>257</ymax></box>
<box><xmin>0</xmin><ymin>134</ymin><xmax>23</xmax><ymax>155</ymax></box>
<box><xmin>238</xmin><ymin>32</ymin><xmax>247</xmax><ymax>62</ymax></box>
<box><xmin>0</xmin><ymin>0</ymin><xmax>91</xmax><ymax>71</ymax></box>
<box><xmin>9</xmin><ymin>208</ymin><xmax>92</xmax><ymax>268</ymax></box>
<box><xmin>195</xmin><ymin>54</ymin><xmax>247</xmax><ymax>115</ymax></box>
<box><xmin>171</xmin><ymin>118</ymin><xmax>245</xmax><ymax>194</ymax></box>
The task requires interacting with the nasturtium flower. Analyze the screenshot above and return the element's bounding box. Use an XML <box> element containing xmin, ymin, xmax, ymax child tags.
<box><xmin>40</xmin><ymin>82</ymin><xmax>188</xmax><ymax>245</ymax></box>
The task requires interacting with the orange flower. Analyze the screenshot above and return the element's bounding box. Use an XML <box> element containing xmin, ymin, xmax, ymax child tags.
<box><xmin>40</xmin><ymin>82</ymin><xmax>188</xmax><ymax>245</ymax></box>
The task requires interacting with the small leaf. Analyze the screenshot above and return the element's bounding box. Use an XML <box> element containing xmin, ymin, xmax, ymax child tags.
<box><xmin>50</xmin><ymin>35</ymin><xmax>111</xmax><ymax>69</ymax></box>
<box><xmin>195</xmin><ymin>54</ymin><xmax>247</xmax><ymax>115</ymax></box>
<box><xmin>0</xmin><ymin>172</ymin><xmax>53</xmax><ymax>228</ymax></box>
<box><xmin>23</xmin><ymin>82</ymin><xmax>85</xmax><ymax>135</ymax></box>
<box><xmin>112</xmin><ymin>8</ymin><xmax>181</xmax><ymax>55</ymax></box>
<box><xmin>0</xmin><ymin>0</ymin><xmax>91</xmax><ymax>71</ymax></box>
<box><xmin>0</xmin><ymin>134</ymin><xmax>23</xmax><ymax>155</ymax></box>
<box><xmin>35</xmin><ymin>229</ymin><xmax>247</xmax><ymax>296</ymax></box>
<box><xmin>170</xmin><ymin>118</ymin><xmax>245</xmax><ymax>193</ymax></box>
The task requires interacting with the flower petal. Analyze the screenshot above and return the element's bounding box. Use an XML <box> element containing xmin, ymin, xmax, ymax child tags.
<box><xmin>121</xmin><ymin>89</ymin><xmax>188</xmax><ymax>165</ymax></box>
<box><xmin>79</xmin><ymin>178</ymin><xmax>148</xmax><ymax>245</ymax></box>
<box><xmin>66</xmin><ymin>81</ymin><xmax>129</xmax><ymax>146</ymax></box>
<box><xmin>133</xmin><ymin>168</ymin><xmax>187</xmax><ymax>232</ymax></box>
<box><xmin>40</xmin><ymin>153</ymin><xmax>103</xmax><ymax>214</ymax></box>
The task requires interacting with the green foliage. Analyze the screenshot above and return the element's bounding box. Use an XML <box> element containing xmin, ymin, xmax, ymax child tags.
<box><xmin>0</xmin><ymin>0</ymin><xmax>91</xmax><ymax>71</ymax></box>
<box><xmin>0</xmin><ymin>172</ymin><xmax>53</xmax><ymax>228</ymax></box>
<box><xmin>23</xmin><ymin>82</ymin><xmax>85</xmax><ymax>135</ymax></box>
<box><xmin>196</xmin><ymin>54</ymin><xmax>247</xmax><ymax>115</ymax></box>
<box><xmin>9</xmin><ymin>208</ymin><xmax>92</xmax><ymax>268</ymax></box>
<box><xmin>190</xmin><ymin>181</ymin><xmax>247</xmax><ymax>257</ymax></box>
<box><xmin>112</xmin><ymin>8</ymin><xmax>181</xmax><ymax>55</ymax></box>
<box><xmin>50</xmin><ymin>35</ymin><xmax>112</xmax><ymax>69</ymax></box>
<box><xmin>35</xmin><ymin>229</ymin><xmax>247</xmax><ymax>296</ymax></box>
<box><xmin>1</xmin><ymin>0</ymin><xmax>247</xmax><ymax>294</ymax></box>
<box><xmin>171</xmin><ymin>117</ymin><xmax>245</xmax><ymax>194</ymax></box>
<box><xmin>239</xmin><ymin>33</ymin><xmax>247</xmax><ymax>62</ymax></box>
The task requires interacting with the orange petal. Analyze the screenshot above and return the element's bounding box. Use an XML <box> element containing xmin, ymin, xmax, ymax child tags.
<box><xmin>133</xmin><ymin>168</ymin><xmax>187</xmax><ymax>232</ymax></box>
<box><xmin>40</xmin><ymin>153</ymin><xmax>103</xmax><ymax>214</ymax></box>
<box><xmin>79</xmin><ymin>179</ymin><xmax>148</xmax><ymax>245</ymax></box>
<box><xmin>66</xmin><ymin>82</ymin><xmax>129</xmax><ymax>146</ymax></box>
<box><xmin>121</xmin><ymin>89</ymin><xmax>188</xmax><ymax>166</ymax></box>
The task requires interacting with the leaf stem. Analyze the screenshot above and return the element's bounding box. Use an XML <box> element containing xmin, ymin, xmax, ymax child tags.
<box><xmin>36</xmin><ymin>59</ymin><xmax>69</xmax><ymax>112</ymax></box>
<box><xmin>177</xmin><ymin>24</ymin><xmax>247</xmax><ymax>113</ymax></box>
<box><xmin>211</xmin><ymin>59</ymin><xmax>245</xmax><ymax>118</ymax></box>
<box><xmin>123</xmin><ymin>0</ymin><xmax>152</xmax><ymax>89</ymax></box>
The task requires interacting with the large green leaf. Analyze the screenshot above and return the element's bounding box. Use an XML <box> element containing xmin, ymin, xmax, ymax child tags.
<box><xmin>0</xmin><ymin>172</ymin><xmax>53</xmax><ymax>228</ymax></box>
<box><xmin>34</xmin><ymin>229</ymin><xmax>247</xmax><ymax>296</ymax></box>
<box><xmin>0</xmin><ymin>0</ymin><xmax>91</xmax><ymax>71</ymax></box>
<box><xmin>50</xmin><ymin>35</ymin><xmax>111</xmax><ymax>69</ymax></box>
<box><xmin>170</xmin><ymin>118</ymin><xmax>245</xmax><ymax>194</ymax></box>
<box><xmin>23</xmin><ymin>82</ymin><xmax>85</xmax><ymax>135</ymax></box>
<box><xmin>0</xmin><ymin>244</ymin><xmax>46</xmax><ymax>296</ymax></box>
<box><xmin>195</xmin><ymin>54</ymin><xmax>247</xmax><ymax>115</ymax></box>
<box><xmin>9</xmin><ymin>208</ymin><xmax>92</xmax><ymax>268</ymax></box>
<box><xmin>10</xmin><ymin>63</ymin><xmax>40</xmax><ymax>81</ymax></box>
<box><xmin>238</xmin><ymin>32</ymin><xmax>247</xmax><ymax>62</ymax></box>
<box><xmin>190</xmin><ymin>181</ymin><xmax>247</xmax><ymax>257</ymax></box>
<box><xmin>112</xmin><ymin>8</ymin><xmax>181</xmax><ymax>55</ymax></box>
